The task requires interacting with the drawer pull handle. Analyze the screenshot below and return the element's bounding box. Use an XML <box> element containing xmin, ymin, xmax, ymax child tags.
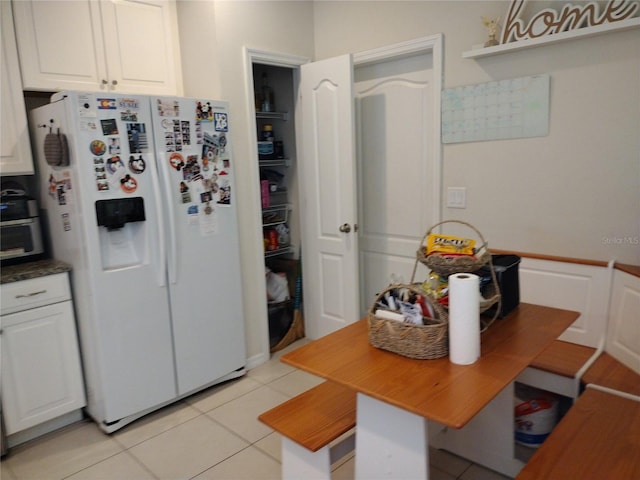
<box><xmin>16</xmin><ymin>290</ymin><xmax>47</xmax><ymax>298</ymax></box>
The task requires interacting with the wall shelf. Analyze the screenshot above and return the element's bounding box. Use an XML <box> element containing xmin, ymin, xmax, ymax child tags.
<box><xmin>463</xmin><ymin>17</ymin><xmax>640</xmax><ymax>59</ymax></box>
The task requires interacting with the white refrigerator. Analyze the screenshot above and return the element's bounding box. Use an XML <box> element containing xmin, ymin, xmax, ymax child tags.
<box><xmin>30</xmin><ymin>92</ymin><xmax>246</xmax><ymax>432</ymax></box>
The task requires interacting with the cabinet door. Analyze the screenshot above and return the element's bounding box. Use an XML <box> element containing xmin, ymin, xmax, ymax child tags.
<box><xmin>99</xmin><ymin>0</ymin><xmax>183</xmax><ymax>95</ymax></box>
<box><xmin>1</xmin><ymin>301</ymin><xmax>86</xmax><ymax>435</ymax></box>
<box><xmin>0</xmin><ymin>1</ymin><xmax>34</xmax><ymax>175</ymax></box>
<box><xmin>12</xmin><ymin>0</ymin><xmax>108</xmax><ymax>92</ymax></box>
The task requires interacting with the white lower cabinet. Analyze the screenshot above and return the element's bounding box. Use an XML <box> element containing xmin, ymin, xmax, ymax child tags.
<box><xmin>1</xmin><ymin>274</ymin><xmax>85</xmax><ymax>436</ymax></box>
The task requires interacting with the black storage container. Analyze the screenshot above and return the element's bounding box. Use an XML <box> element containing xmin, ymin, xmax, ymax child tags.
<box><xmin>266</xmin><ymin>258</ymin><xmax>300</xmax><ymax>348</ymax></box>
<box><xmin>268</xmin><ymin>299</ymin><xmax>294</xmax><ymax>348</ymax></box>
<box><xmin>476</xmin><ymin>254</ymin><xmax>521</xmax><ymax>318</ymax></box>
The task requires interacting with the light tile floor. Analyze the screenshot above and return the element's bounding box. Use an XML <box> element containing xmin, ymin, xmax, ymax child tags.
<box><xmin>1</xmin><ymin>339</ymin><xmax>511</xmax><ymax>480</ymax></box>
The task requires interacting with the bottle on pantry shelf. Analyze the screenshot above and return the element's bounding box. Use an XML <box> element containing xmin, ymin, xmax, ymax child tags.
<box><xmin>264</xmin><ymin>229</ymin><xmax>278</xmax><ymax>251</ymax></box>
<box><xmin>261</xmin><ymin>74</ymin><xmax>274</xmax><ymax>112</ymax></box>
<box><xmin>255</xmin><ymin>91</ymin><xmax>263</xmax><ymax>112</ymax></box>
<box><xmin>262</xmin><ymin>124</ymin><xmax>274</xmax><ymax>142</ymax></box>
<box><xmin>274</xmin><ymin>140</ymin><xmax>284</xmax><ymax>159</ymax></box>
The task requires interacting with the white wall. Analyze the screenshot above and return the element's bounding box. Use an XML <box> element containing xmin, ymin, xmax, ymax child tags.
<box><xmin>176</xmin><ymin>0</ymin><xmax>221</xmax><ymax>98</ymax></box>
<box><xmin>177</xmin><ymin>0</ymin><xmax>639</xmax><ymax>363</ymax></box>
<box><xmin>177</xmin><ymin>0</ymin><xmax>315</xmax><ymax>364</ymax></box>
<box><xmin>313</xmin><ymin>0</ymin><xmax>640</xmax><ymax>265</ymax></box>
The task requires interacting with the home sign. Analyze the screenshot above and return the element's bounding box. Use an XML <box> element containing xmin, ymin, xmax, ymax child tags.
<box><xmin>502</xmin><ymin>0</ymin><xmax>639</xmax><ymax>43</ymax></box>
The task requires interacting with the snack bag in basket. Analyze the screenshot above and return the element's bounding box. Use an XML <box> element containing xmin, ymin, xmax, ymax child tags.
<box><xmin>426</xmin><ymin>233</ymin><xmax>475</xmax><ymax>255</ymax></box>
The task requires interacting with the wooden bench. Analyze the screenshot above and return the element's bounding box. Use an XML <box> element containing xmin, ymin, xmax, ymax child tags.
<box><xmin>258</xmin><ymin>381</ymin><xmax>357</xmax><ymax>480</ymax></box>
<box><xmin>526</xmin><ymin>342</ymin><xmax>640</xmax><ymax>396</ymax></box>
<box><xmin>582</xmin><ymin>351</ymin><xmax>640</xmax><ymax>396</ymax></box>
<box><xmin>516</xmin><ymin>386</ymin><xmax>640</xmax><ymax>479</ymax></box>
<box><xmin>521</xmin><ymin>261</ymin><xmax>639</xmax><ymax>400</ymax></box>
<box><xmin>515</xmin><ymin>260</ymin><xmax>638</xmax><ymax>476</ymax></box>
<box><xmin>519</xmin><ymin>339</ymin><xmax>599</xmax><ymax>399</ymax></box>
<box><xmin>518</xmin><ymin>343</ymin><xmax>640</xmax><ymax>478</ymax></box>
<box><xmin>529</xmin><ymin>340</ymin><xmax>596</xmax><ymax>379</ymax></box>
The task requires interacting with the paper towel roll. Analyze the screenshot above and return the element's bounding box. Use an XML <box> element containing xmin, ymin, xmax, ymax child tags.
<box><xmin>374</xmin><ymin>309</ymin><xmax>405</xmax><ymax>323</ymax></box>
<box><xmin>448</xmin><ymin>273</ymin><xmax>480</xmax><ymax>365</ymax></box>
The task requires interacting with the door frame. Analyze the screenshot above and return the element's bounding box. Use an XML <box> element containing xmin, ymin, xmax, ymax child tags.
<box><xmin>242</xmin><ymin>48</ymin><xmax>309</xmax><ymax>367</ymax></box>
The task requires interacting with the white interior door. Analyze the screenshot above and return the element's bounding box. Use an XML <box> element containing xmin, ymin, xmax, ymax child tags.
<box><xmin>299</xmin><ymin>37</ymin><xmax>441</xmax><ymax>339</ymax></box>
<box><xmin>300</xmin><ymin>55</ymin><xmax>359</xmax><ymax>339</ymax></box>
<box><xmin>355</xmin><ymin>51</ymin><xmax>439</xmax><ymax>311</ymax></box>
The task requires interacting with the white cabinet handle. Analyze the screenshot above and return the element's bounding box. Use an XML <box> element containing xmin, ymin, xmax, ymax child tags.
<box><xmin>16</xmin><ymin>290</ymin><xmax>47</xmax><ymax>298</ymax></box>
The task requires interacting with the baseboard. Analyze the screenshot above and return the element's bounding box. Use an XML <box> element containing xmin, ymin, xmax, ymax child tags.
<box><xmin>245</xmin><ymin>351</ymin><xmax>270</xmax><ymax>371</ymax></box>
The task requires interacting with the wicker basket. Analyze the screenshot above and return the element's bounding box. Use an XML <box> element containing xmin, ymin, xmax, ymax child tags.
<box><xmin>368</xmin><ymin>283</ymin><xmax>448</xmax><ymax>360</ymax></box>
<box><xmin>478</xmin><ymin>281</ymin><xmax>500</xmax><ymax>314</ymax></box>
<box><xmin>416</xmin><ymin>220</ymin><xmax>491</xmax><ymax>276</ymax></box>
<box><xmin>411</xmin><ymin>220</ymin><xmax>502</xmax><ymax>332</ymax></box>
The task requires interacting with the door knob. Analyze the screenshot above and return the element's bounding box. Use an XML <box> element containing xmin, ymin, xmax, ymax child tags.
<box><xmin>339</xmin><ymin>223</ymin><xmax>351</xmax><ymax>233</ymax></box>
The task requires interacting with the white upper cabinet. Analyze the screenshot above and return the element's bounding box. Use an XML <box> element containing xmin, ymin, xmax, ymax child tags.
<box><xmin>12</xmin><ymin>0</ymin><xmax>183</xmax><ymax>95</ymax></box>
<box><xmin>1</xmin><ymin>1</ymin><xmax>34</xmax><ymax>175</ymax></box>
<box><xmin>100</xmin><ymin>0</ymin><xmax>183</xmax><ymax>95</ymax></box>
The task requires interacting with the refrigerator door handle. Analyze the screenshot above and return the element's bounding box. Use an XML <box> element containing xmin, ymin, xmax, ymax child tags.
<box><xmin>160</xmin><ymin>159</ymin><xmax>178</xmax><ymax>285</ymax></box>
<box><xmin>151</xmin><ymin>157</ymin><xmax>167</xmax><ymax>287</ymax></box>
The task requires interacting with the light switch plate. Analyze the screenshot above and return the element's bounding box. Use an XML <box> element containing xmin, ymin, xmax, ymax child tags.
<box><xmin>447</xmin><ymin>187</ymin><xmax>466</xmax><ymax>208</ymax></box>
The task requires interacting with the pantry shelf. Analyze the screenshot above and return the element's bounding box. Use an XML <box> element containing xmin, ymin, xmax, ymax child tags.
<box><xmin>256</xmin><ymin>111</ymin><xmax>289</xmax><ymax>121</ymax></box>
<box><xmin>265</xmin><ymin>245</ymin><xmax>294</xmax><ymax>259</ymax></box>
<box><xmin>259</xmin><ymin>158</ymin><xmax>291</xmax><ymax>168</ymax></box>
<box><xmin>262</xmin><ymin>204</ymin><xmax>291</xmax><ymax>227</ymax></box>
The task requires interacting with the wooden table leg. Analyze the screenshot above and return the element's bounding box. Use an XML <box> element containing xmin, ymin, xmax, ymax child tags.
<box><xmin>355</xmin><ymin>393</ymin><xmax>430</xmax><ymax>480</ymax></box>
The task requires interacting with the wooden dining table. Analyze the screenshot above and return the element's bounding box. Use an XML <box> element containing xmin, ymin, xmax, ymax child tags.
<box><xmin>281</xmin><ymin>302</ymin><xmax>579</xmax><ymax>479</ymax></box>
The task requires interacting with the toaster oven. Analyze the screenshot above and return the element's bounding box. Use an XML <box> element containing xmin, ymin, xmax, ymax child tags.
<box><xmin>0</xmin><ymin>193</ymin><xmax>44</xmax><ymax>262</ymax></box>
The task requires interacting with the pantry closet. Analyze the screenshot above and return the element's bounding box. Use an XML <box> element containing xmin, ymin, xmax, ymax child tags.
<box><xmin>246</xmin><ymin>35</ymin><xmax>443</xmax><ymax>346</ymax></box>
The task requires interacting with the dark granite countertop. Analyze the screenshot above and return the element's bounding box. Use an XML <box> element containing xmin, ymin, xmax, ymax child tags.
<box><xmin>1</xmin><ymin>259</ymin><xmax>72</xmax><ymax>284</ymax></box>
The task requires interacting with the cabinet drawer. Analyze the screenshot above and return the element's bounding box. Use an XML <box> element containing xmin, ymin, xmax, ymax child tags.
<box><xmin>1</xmin><ymin>273</ymin><xmax>71</xmax><ymax>316</ymax></box>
